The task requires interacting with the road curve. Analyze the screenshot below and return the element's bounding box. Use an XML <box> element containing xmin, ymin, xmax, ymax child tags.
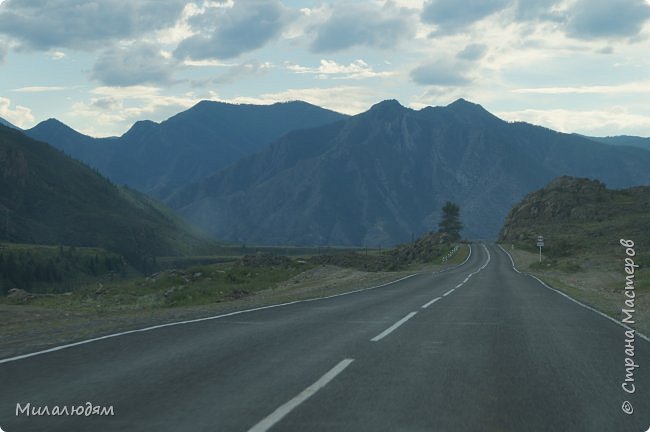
<box><xmin>1</xmin><ymin>244</ymin><xmax>649</xmax><ymax>431</ymax></box>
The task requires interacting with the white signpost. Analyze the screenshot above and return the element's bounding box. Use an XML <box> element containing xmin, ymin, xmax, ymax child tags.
<box><xmin>537</xmin><ymin>235</ymin><xmax>544</xmax><ymax>263</ymax></box>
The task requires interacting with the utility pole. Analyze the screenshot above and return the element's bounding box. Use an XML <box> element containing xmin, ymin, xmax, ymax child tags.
<box><xmin>537</xmin><ymin>235</ymin><xmax>544</xmax><ymax>263</ymax></box>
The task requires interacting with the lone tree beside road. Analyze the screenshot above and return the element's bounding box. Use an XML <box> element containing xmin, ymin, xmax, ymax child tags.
<box><xmin>438</xmin><ymin>201</ymin><xmax>463</xmax><ymax>241</ymax></box>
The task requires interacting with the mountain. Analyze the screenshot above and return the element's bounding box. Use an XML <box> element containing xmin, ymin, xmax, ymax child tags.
<box><xmin>584</xmin><ymin>135</ymin><xmax>650</xmax><ymax>151</ymax></box>
<box><xmin>25</xmin><ymin>101</ymin><xmax>346</xmax><ymax>199</ymax></box>
<box><xmin>0</xmin><ymin>117</ymin><xmax>20</xmax><ymax>130</ymax></box>
<box><xmin>498</xmin><ymin>176</ymin><xmax>650</xmax><ymax>254</ymax></box>
<box><xmin>168</xmin><ymin>99</ymin><xmax>650</xmax><ymax>246</ymax></box>
<box><xmin>0</xmin><ymin>124</ymin><xmax>217</xmax><ymax>267</ymax></box>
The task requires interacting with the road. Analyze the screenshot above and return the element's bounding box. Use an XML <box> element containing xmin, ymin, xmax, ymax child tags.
<box><xmin>1</xmin><ymin>244</ymin><xmax>649</xmax><ymax>431</ymax></box>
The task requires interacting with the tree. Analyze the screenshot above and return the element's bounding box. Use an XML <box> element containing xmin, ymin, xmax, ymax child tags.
<box><xmin>438</xmin><ymin>201</ymin><xmax>463</xmax><ymax>241</ymax></box>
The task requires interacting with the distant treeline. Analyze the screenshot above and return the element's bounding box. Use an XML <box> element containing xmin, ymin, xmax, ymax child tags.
<box><xmin>0</xmin><ymin>244</ymin><xmax>125</xmax><ymax>294</ymax></box>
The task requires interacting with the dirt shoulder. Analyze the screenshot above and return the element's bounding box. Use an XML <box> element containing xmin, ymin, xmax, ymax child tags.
<box><xmin>504</xmin><ymin>245</ymin><xmax>649</xmax><ymax>337</ymax></box>
<box><xmin>0</xmin><ymin>246</ymin><xmax>470</xmax><ymax>360</ymax></box>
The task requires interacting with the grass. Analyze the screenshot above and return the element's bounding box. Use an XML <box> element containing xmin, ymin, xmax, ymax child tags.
<box><xmin>0</xmin><ymin>237</ymin><xmax>468</xmax><ymax>359</ymax></box>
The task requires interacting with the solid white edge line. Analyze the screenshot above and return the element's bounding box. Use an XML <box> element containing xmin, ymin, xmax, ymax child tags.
<box><xmin>370</xmin><ymin>311</ymin><xmax>418</xmax><ymax>342</ymax></box>
<box><xmin>0</xmin><ymin>274</ymin><xmax>419</xmax><ymax>365</ymax></box>
<box><xmin>497</xmin><ymin>244</ymin><xmax>650</xmax><ymax>344</ymax></box>
<box><xmin>442</xmin><ymin>288</ymin><xmax>455</xmax><ymax>297</ymax></box>
<box><xmin>1</xmin><ymin>244</ymin><xmax>479</xmax><ymax>365</ymax></box>
<box><xmin>455</xmin><ymin>283</ymin><xmax>463</xmax><ymax>289</ymax></box>
<box><xmin>247</xmin><ymin>358</ymin><xmax>354</xmax><ymax>432</ymax></box>
<box><xmin>422</xmin><ymin>297</ymin><xmax>442</xmax><ymax>309</ymax></box>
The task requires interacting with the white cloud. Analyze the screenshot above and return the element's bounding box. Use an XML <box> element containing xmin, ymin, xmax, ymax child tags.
<box><xmin>12</xmin><ymin>86</ymin><xmax>66</xmax><ymax>92</ymax></box>
<box><xmin>47</xmin><ymin>50</ymin><xmax>65</xmax><ymax>60</ymax></box>
<box><xmin>286</xmin><ymin>59</ymin><xmax>394</xmax><ymax>80</ymax></box>
<box><xmin>496</xmin><ymin>106</ymin><xmax>650</xmax><ymax>135</ymax></box>
<box><xmin>219</xmin><ymin>86</ymin><xmax>380</xmax><ymax>115</ymax></box>
<box><xmin>512</xmin><ymin>81</ymin><xmax>650</xmax><ymax>94</ymax></box>
<box><xmin>0</xmin><ymin>96</ymin><xmax>34</xmax><ymax>127</ymax></box>
<box><xmin>69</xmin><ymin>86</ymin><xmax>218</xmax><ymax>136</ymax></box>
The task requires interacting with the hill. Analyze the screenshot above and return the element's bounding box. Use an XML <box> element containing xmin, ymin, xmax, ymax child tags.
<box><xmin>0</xmin><ymin>124</ymin><xmax>218</xmax><ymax>269</ymax></box>
<box><xmin>497</xmin><ymin>176</ymin><xmax>650</xmax><ymax>334</ymax></box>
<box><xmin>25</xmin><ymin>101</ymin><xmax>346</xmax><ymax>199</ymax></box>
<box><xmin>168</xmin><ymin>99</ymin><xmax>650</xmax><ymax>246</ymax></box>
<box><xmin>499</xmin><ymin>176</ymin><xmax>650</xmax><ymax>256</ymax></box>
<box><xmin>585</xmin><ymin>135</ymin><xmax>650</xmax><ymax>152</ymax></box>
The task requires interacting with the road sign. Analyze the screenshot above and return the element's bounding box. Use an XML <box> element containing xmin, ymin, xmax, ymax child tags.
<box><xmin>537</xmin><ymin>235</ymin><xmax>544</xmax><ymax>262</ymax></box>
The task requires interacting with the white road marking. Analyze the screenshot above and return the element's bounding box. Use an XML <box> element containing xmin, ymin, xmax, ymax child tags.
<box><xmin>497</xmin><ymin>244</ymin><xmax>650</xmax><ymax>344</ymax></box>
<box><xmin>421</xmin><ymin>297</ymin><xmax>442</xmax><ymax>309</ymax></box>
<box><xmin>442</xmin><ymin>288</ymin><xmax>455</xmax><ymax>297</ymax></box>
<box><xmin>0</xmin><ymin>273</ymin><xmax>421</xmax><ymax>365</ymax></box>
<box><xmin>371</xmin><ymin>312</ymin><xmax>418</xmax><ymax>342</ymax></box>
<box><xmin>455</xmin><ymin>283</ymin><xmax>463</xmax><ymax>288</ymax></box>
<box><xmin>247</xmin><ymin>358</ymin><xmax>354</xmax><ymax>432</ymax></box>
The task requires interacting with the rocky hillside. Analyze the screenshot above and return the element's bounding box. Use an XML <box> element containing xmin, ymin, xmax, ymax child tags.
<box><xmin>499</xmin><ymin>176</ymin><xmax>650</xmax><ymax>256</ymax></box>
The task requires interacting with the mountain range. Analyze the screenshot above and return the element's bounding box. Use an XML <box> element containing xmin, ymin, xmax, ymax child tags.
<box><xmin>584</xmin><ymin>135</ymin><xmax>650</xmax><ymax>151</ymax></box>
<box><xmin>13</xmin><ymin>99</ymin><xmax>650</xmax><ymax>247</ymax></box>
<box><xmin>25</xmin><ymin>101</ymin><xmax>345</xmax><ymax>199</ymax></box>
<box><xmin>0</xmin><ymin>124</ymin><xmax>217</xmax><ymax>268</ymax></box>
<box><xmin>167</xmin><ymin>99</ymin><xmax>650</xmax><ymax>245</ymax></box>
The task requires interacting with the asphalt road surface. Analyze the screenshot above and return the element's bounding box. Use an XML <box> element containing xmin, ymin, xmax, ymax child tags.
<box><xmin>1</xmin><ymin>244</ymin><xmax>649</xmax><ymax>431</ymax></box>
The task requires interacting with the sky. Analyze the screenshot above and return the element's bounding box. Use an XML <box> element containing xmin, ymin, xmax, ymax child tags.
<box><xmin>0</xmin><ymin>0</ymin><xmax>650</xmax><ymax>138</ymax></box>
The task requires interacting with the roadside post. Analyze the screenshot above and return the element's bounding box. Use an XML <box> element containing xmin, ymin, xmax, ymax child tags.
<box><xmin>537</xmin><ymin>235</ymin><xmax>544</xmax><ymax>263</ymax></box>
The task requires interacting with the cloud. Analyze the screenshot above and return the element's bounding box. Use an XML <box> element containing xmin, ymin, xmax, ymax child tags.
<box><xmin>47</xmin><ymin>50</ymin><xmax>65</xmax><ymax>60</ymax></box>
<box><xmin>564</xmin><ymin>0</ymin><xmax>650</xmax><ymax>40</ymax></box>
<box><xmin>92</xmin><ymin>43</ymin><xmax>178</xmax><ymax>87</ymax></box>
<box><xmin>12</xmin><ymin>86</ymin><xmax>67</xmax><ymax>92</ymax></box>
<box><xmin>174</xmin><ymin>0</ymin><xmax>294</xmax><ymax>60</ymax></box>
<box><xmin>220</xmin><ymin>86</ymin><xmax>379</xmax><ymax>115</ymax></box>
<box><xmin>0</xmin><ymin>0</ymin><xmax>187</xmax><ymax>50</ymax></box>
<box><xmin>496</xmin><ymin>106</ymin><xmax>650</xmax><ymax>135</ymax></box>
<box><xmin>0</xmin><ymin>39</ymin><xmax>6</xmax><ymax>64</ymax></box>
<box><xmin>70</xmin><ymin>86</ymin><xmax>213</xmax><ymax>136</ymax></box>
<box><xmin>286</xmin><ymin>59</ymin><xmax>394</xmax><ymax>80</ymax></box>
<box><xmin>192</xmin><ymin>60</ymin><xmax>273</xmax><ymax>86</ymax></box>
<box><xmin>410</xmin><ymin>60</ymin><xmax>471</xmax><ymax>86</ymax></box>
<box><xmin>512</xmin><ymin>81</ymin><xmax>650</xmax><ymax>94</ymax></box>
<box><xmin>0</xmin><ymin>96</ymin><xmax>34</xmax><ymax>128</ymax></box>
<box><xmin>310</xmin><ymin>2</ymin><xmax>416</xmax><ymax>52</ymax></box>
<box><xmin>456</xmin><ymin>43</ymin><xmax>488</xmax><ymax>61</ymax></box>
<box><xmin>421</xmin><ymin>0</ymin><xmax>509</xmax><ymax>33</ymax></box>
<box><xmin>512</xmin><ymin>0</ymin><xmax>564</xmax><ymax>22</ymax></box>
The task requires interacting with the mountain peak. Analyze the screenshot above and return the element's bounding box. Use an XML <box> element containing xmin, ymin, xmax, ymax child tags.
<box><xmin>370</xmin><ymin>99</ymin><xmax>404</xmax><ymax>111</ymax></box>
<box><xmin>447</xmin><ymin>98</ymin><xmax>486</xmax><ymax>111</ymax></box>
<box><xmin>443</xmin><ymin>98</ymin><xmax>501</xmax><ymax>123</ymax></box>
<box><xmin>30</xmin><ymin>118</ymin><xmax>85</xmax><ymax>136</ymax></box>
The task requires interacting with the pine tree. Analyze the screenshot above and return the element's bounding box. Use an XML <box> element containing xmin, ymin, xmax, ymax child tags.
<box><xmin>438</xmin><ymin>201</ymin><xmax>463</xmax><ymax>241</ymax></box>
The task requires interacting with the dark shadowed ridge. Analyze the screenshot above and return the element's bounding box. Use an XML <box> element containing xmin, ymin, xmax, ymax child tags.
<box><xmin>0</xmin><ymin>117</ymin><xmax>21</xmax><ymax>131</ymax></box>
<box><xmin>0</xmin><ymin>124</ymin><xmax>218</xmax><ymax>268</ymax></box>
<box><xmin>167</xmin><ymin>99</ymin><xmax>650</xmax><ymax>247</ymax></box>
<box><xmin>25</xmin><ymin>100</ymin><xmax>348</xmax><ymax>199</ymax></box>
<box><xmin>583</xmin><ymin>134</ymin><xmax>650</xmax><ymax>151</ymax></box>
